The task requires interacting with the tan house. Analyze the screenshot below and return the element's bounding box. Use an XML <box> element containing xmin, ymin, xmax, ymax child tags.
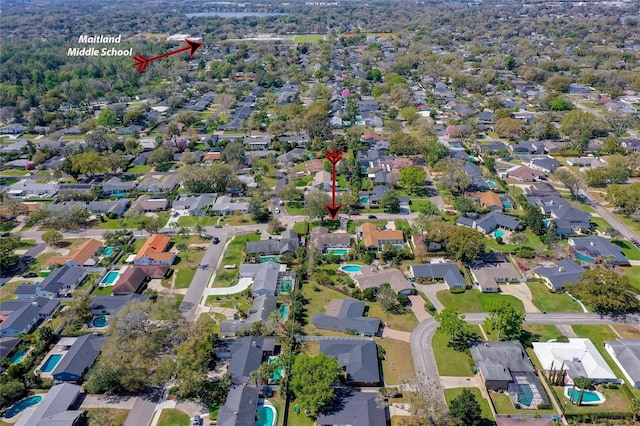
<box><xmin>47</xmin><ymin>239</ymin><xmax>102</xmax><ymax>267</ymax></box>
<box><xmin>359</xmin><ymin>222</ymin><xmax>404</xmax><ymax>250</ymax></box>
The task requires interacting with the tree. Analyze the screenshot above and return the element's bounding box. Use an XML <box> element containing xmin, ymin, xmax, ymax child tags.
<box><xmin>400</xmin><ymin>106</ymin><xmax>419</xmax><ymax>124</ymax></box>
<box><xmin>380</xmin><ymin>190</ymin><xmax>401</xmax><ymax>213</ymax></box>
<box><xmin>67</xmin><ymin>290</ymin><xmax>92</xmax><ymax>326</ymax></box>
<box><xmin>584</xmin><ymin>168</ymin><xmax>609</xmax><ymax>188</ymax></box>
<box><xmin>571</xmin><ymin>376</ymin><xmax>593</xmax><ymax>406</ymax></box>
<box><xmin>494</xmin><ymin>117</ymin><xmax>524</xmax><ymax>139</ymax></box>
<box><xmin>163</xmin><ymin>121</ymin><xmax>182</xmax><ymax>145</ymax></box>
<box><xmin>337</xmin><ymin>192</ymin><xmax>359</xmax><ymax>214</ymax></box>
<box><xmin>424</xmin><ymin>140</ymin><xmax>449</xmax><ymax>166</ymax></box>
<box><xmin>0</xmin><ymin>233</ymin><xmax>21</xmax><ymax>270</ymax></box>
<box><xmin>389</xmin><ymin>133</ymin><xmax>424</xmax><ymax>156</ymax></box>
<box><xmin>42</xmin><ymin>228</ymin><xmax>63</xmax><ymax>246</ymax></box>
<box><xmin>452</xmin><ymin>196</ymin><xmax>477</xmax><ymax>214</ymax></box>
<box><xmin>70</xmin><ymin>151</ymin><xmax>107</xmax><ymax>177</ymax></box>
<box><xmin>399</xmin><ymin>166</ymin><xmax>426</xmax><ymax>194</ymax></box>
<box><xmin>566</xmin><ymin>269</ymin><xmax>640</xmax><ymax>314</ymax></box>
<box><xmin>449</xmin><ymin>389</ymin><xmax>482</xmax><ymax>426</ymax></box>
<box><xmin>148</xmin><ymin>146</ymin><xmax>175</xmax><ymax>166</ymax></box>
<box><xmin>522</xmin><ymin>203</ymin><xmax>545</xmax><ymax>236</ymax></box>
<box><xmin>304</xmin><ymin>190</ymin><xmax>331</xmax><ymax>220</ymax></box>
<box><xmin>221</xmin><ymin>141</ymin><xmax>245</xmax><ymax>166</ymax></box>
<box><xmin>279</xmin><ymin>181</ymin><xmax>304</xmax><ymax>204</ymax></box>
<box><xmin>434</xmin><ymin>307</ymin><xmax>471</xmax><ymax>350</ymax></box>
<box><xmin>545</xmin><ymin>73</ymin><xmax>573</xmax><ymax>92</ymax></box>
<box><xmin>378</xmin><ymin>282</ymin><xmax>402</xmax><ymax>312</ymax></box>
<box><xmin>483</xmin><ymin>302</ymin><xmax>525</xmax><ymax>340</ymax></box>
<box><xmin>144</xmin><ymin>216</ymin><xmax>162</xmax><ymax>235</ymax></box>
<box><xmin>437</xmin><ymin>159</ymin><xmax>471</xmax><ymax>196</ymax></box>
<box><xmin>268</xmin><ymin>217</ymin><xmax>281</xmax><ymax>235</ymax></box>
<box><xmin>398</xmin><ymin>377</ymin><xmax>452</xmax><ymax>426</ymax></box>
<box><xmin>422</xmin><ymin>200</ymin><xmax>440</xmax><ymax>216</ymax></box>
<box><xmin>607</xmin><ymin>182</ymin><xmax>640</xmax><ymax>216</ymax></box>
<box><xmin>290</xmin><ymin>353</ymin><xmax>341</xmax><ymax>418</ymax></box>
<box><xmin>249</xmin><ymin>196</ymin><xmax>270</xmax><ymax>223</ymax></box>
<box><xmin>553</xmin><ymin>168</ymin><xmax>583</xmax><ymax>200</ymax></box>
<box><xmin>181</xmin><ymin>164</ymin><xmax>241</xmax><ymax>194</ymax></box>
<box><xmin>444</xmin><ymin>226</ymin><xmax>485</xmax><ymax>263</ymax></box>
<box><xmin>97</xmin><ymin>108</ymin><xmax>118</xmax><ymax>128</ymax></box>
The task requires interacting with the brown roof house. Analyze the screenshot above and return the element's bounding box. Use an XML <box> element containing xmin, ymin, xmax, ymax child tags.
<box><xmin>358</xmin><ymin>222</ymin><xmax>405</xmax><ymax>250</ymax></box>
<box><xmin>310</xmin><ymin>226</ymin><xmax>351</xmax><ymax>253</ymax></box>
<box><xmin>132</xmin><ymin>234</ymin><xmax>175</xmax><ymax>266</ymax></box>
<box><xmin>112</xmin><ymin>267</ymin><xmax>148</xmax><ymax>295</ymax></box>
<box><xmin>47</xmin><ymin>239</ymin><xmax>102</xmax><ymax>267</ymax></box>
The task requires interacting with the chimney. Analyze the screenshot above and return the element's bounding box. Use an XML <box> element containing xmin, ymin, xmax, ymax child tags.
<box><xmin>559</xmin><ymin>267</ymin><xmax>564</xmax><ymax>272</ymax></box>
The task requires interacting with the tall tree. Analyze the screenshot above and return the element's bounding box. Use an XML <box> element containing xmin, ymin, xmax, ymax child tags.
<box><xmin>399</xmin><ymin>166</ymin><xmax>427</xmax><ymax>194</ymax></box>
<box><xmin>566</xmin><ymin>269</ymin><xmax>640</xmax><ymax>314</ymax></box>
<box><xmin>42</xmin><ymin>228</ymin><xmax>63</xmax><ymax>246</ymax></box>
<box><xmin>380</xmin><ymin>190</ymin><xmax>401</xmax><ymax>213</ymax></box>
<box><xmin>304</xmin><ymin>190</ymin><xmax>331</xmax><ymax>220</ymax></box>
<box><xmin>437</xmin><ymin>159</ymin><xmax>471</xmax><ymax>196</ymax></box>
<box><xmin>483</xmin><ymin>302</ymin><xmax>525</xmax><ymax>340</ymax></box>
<box><xmin>449</xmin><ymin>389</ymin><xmax>483</xmax><ymax>426</ymax></box>
<box><xmin>290</xmin><ymin>353</ymin><xmax>341</xmax><ymax>418</ymax></box>
<box><xmin>444</xmin><ymin>226</ymin><xmax>485</xmax><ymax>263</ymax></box>
<box><xmin>553</xmin><ymin>169</ymin><xmax>583</xmax><ymax>200</ymax></box>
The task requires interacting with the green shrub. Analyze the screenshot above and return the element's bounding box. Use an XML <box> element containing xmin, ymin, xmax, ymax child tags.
<box><xmin>450</xmin><ymin>288</ymin><xmax>466</xmax><ymax>294</ymax></box>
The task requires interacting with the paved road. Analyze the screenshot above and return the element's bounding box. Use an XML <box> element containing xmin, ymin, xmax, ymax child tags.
<box><xmin>580</xmin><ymin>189</ymin><xmax>640</xmax><ymax>241</ymax></box>
<box><xmin>463</xmin><ymin>312</ymin><xmax>640</xmax><ymax>325</ymax></box>
<box><xmin>410</xmin><ymin>318</ymin><xmax>445</xmax><ymax>404</ymax></box>
<box><xmin>124</xmin><ymin>396</ymin><xmax>157</xmax><ymax>426</ymax></box>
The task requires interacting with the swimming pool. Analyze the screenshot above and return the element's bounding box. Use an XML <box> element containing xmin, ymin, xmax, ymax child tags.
<box><xmin>259</xmin><ymin>256</ymin><xmax>281</xmax><ymax>263</ymax></box>
<box><xmin>327</xmin><ymin>248</ymin><xmax>349</xmax><ymax>256</ymax></box>
<box><xmin>101</xmin><ymin>271</ymin><xmax>119</xmax><ymax>285</ymax></box>
<box><xmin>340</xmin><ymin>264</ymin><xmax>362</xmax><ymax>274</ymax></box>
<box><xmin>517</xmin><ymin>384</ymin><xmax>534</xmax><ymax>406</ymax></box>
<box><xmin>566</xmin><ymin>387</ymin><xmax>605</xmax><ymax>404</ymax></box>
<box><xmin>92</xmin><ymin>315</ymin><xmax>108</xmax><ymax>328</ymax></box>
<box><xmin>2</xmin><ymin>395</ymin><xmax>43</xmax><ymax>419</ymax></box>
<box><xmin>255</xmin><ymin>403</ymin><xmax>276</xmax><ymax>426</ymax></box>
<box><xmin>486</xmin><ymin>180</ymin><xmax>499</xmax><ymax>189</ymax></box>
<box><xmin>493</xmin><ymin>229</ymin><xmax>506</xmax><ymax>238</ymax></box>
<box><xmin>360</xmin><ymin>196</ymin><xmax>369</xmax><ymax>204</ymax></box>
<box><xmin>9</xmin><ymin>348</ymin><xmax>28</xmax><ymax>364</ymax></box>
<box><xmin>103</xmin><ymin>247</ymin><xmax>114</xmax><ymax>256</ymax></box>
<box><xmin>502</xmin><ymin>201</ymin><xmax>513</xmax><ymax>210</ymax></box>
<box><xmin>575</xmin><ymin>252</ymin><xmax>596</xmax><ymax>263</ymax></box>
<box><xmin>279</xmin><ymin>305</ymin><xmax>289</xmax><ymax>322</ymax></box>
<box><xmin>40</xmin><ymin>354</ymin><xmax>62</xmax><ymax>373</ymax></box>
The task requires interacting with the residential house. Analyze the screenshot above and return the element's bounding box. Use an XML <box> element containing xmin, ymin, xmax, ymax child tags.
<box><xmin>316</xmin><ymin>391</ymin><xmax>386</xmax><ymax>426</ymax></box>
<box><xmin>320</xmin><ymin>339</ymin><xmax>380</xmax><ymax>386</ymax></box>
<box><xmin>245</xmin><ymin>230</ymin><xmax>299</xmax><ymax>256</ymax></box>
<box><xmin>566</xmin><ymin>157</ymin><xmax>606</xmax><ymax>168</ymax></box>
<box><xmin>463</xmin><ymin>161</ymin><xmax>490</xmax><ymax>192</ymax></box>
<box><xmin>132</xmin><ymin>151</ymin><xmax>152</xmax><ymax>166</ymax></box>
<box><xmin>220</xmin><ymin>295</ymin><xmax>278</xmax><ymax>337</ymax></box>
<box><xmin>111</xmin><ymin>267</ymin><xmax>148</xmax><ymax>295</ymax></box>
<box><xmin>604</xmin><ymin>339</ymin><xmax>640</xmax><ymax>388</ymax></box>
<box><xmin>359</xmin><ymin>222</ymin><xmax>405</xmax><ymax>250</ymax></box>
<box><xmin>87</xmin><ymin>198</ymin><xmax>131</xmax><ymax>217</ymax></box>
<box><xmin>102</xmin><ymin>177</ymin><xmax>136</xmax><ymax>195</ymax></box>
<box><xmin>621</xmin><ymin>138</ymin><xmax>640</xmax><ymax>152</ymax></box>
<box><xmin>202</xmin><ymin>152</ymin><xmax>221</xmax><ymax>163</ymax></box>
<box><xmin>35</xmin><ymin>265</ymin><xmax>87</xmax><ymax>298</ymax></box>
<box><xmin>133</xmin><ymin>234</ymin><xmax>175</xmax><ymax>266</ymax></box>
<box><xmin>313</xmin><ymin>299</ymin><xmax>380</xmax><ymax>336</ymax></box>
<box><xmin>509</xmin><ymin>141</ymin><xmax>544</xmax><ymax>155</ymax></box>
<box><xmin>456</xmin><ymin>211</ymin><xmax>522</xmax><ymax>235</ymax></box>
<box><xmin>568</xmin><ymin>235</ymin><xmax>629</xmax><ymax>265</ymax></box>
<box><xmin>533</xmin><ymin>259</ymin><xmax>586</xmax><ymax>290</ymax></box>
<box><xmin>525</xmin><ymin>157</ymin><xmax>560</xmax><ymax>174</ymax></box>
<box><xmin>51</xmin><ymin>334</ymin><xmax>105</xmax><ymax>382</ymax></box>
<box><xmin>237</xmin><ymin>175</ymin><xmax>257</xmax><ymax>188</ymax></box>
<box><xmin>477</xmin><ymin>110</ymin><xmax>496</xmax><ymax>125</ymax></box>
<box><xmin>479</xmin><ymin>141</ymin><xmax>507</xmax><ymax>154</ymax></box>
<box><xmin>14</xmin><ymin>383</ymin><xmax>83</xmax><ymax>426</ymax></box>
<box><xmin>410</xmin><ymin>262</ymin><xmax>467</xmax><ymax>290</ymax></box>
<box><xmin>533</xmin><ymin>339</ymin><xmax>619</xmax><ymax>383</ymax></box>
<box><xmin>305</xmin><ymin>158</ymin><xmax>324</xmax><ymax>174</ymax></box>
<box><xmin>524</xmin><ymin>183</ymin><xmax>558</xmax><ymax>197</ymax></box>
<box><xmin>309</xmin><ymin>170</ymin><xmax>332</xmax><ymax>191</ymax></box>
<box><xmin>526</xmin><ymin>195</ymin><xmax>591</xmax><ymax>235</ymax></box>
<box><xmin>471</xmin><ymin>341</ymin><xmax>548</xmax><ymax>409</ymax></box>
<box><xmin>243</xmin><ymin>135</ymin><xmax>272</xmax><ymax>150</ymax></box>
<box><xmin>217</xmin><ymin>385</ymin><xmax>259</xmax><ymax>426</ymax></box>
<box><xmin>90</xmin><ymin>294</ymin><xmax>149</xmax><ymax>316</ymax></box>
<box><xmin>354</xmin><ymin>266</ymin><xmax>414</xmax><ymax>295</ymax></box>
<box><xmin>226</xmin><ymin>336</ymin><xmax>276</xmax><ymax>384</ymax></box>
<box><xmin>46</xmin><ymin>239</ymin><xmax>102</xmax><ymax>267</ymax></box>
<box><xmin>470</xmin><ymin>191</ymin><xmax>503</xmax><ymax>211</ymax></box>
<box><xmin>512</xmin><ymin>110</ymin><xmax>535</xmax><ymax>123</ymax></box>
<box><xmin>279</xmin><ymin>134</ymin><xmax>309</xmax><ymax>147</ymax></box>
<box><xmin>172</xmin><ymin>194</ymin><xmax>214</xmax><ymax>216</ymax></box>
<box><xmin>7</xmin><ymin>179</ymin><xmax>58</xmax><ymax>198</ymax></box>
<box><xmin>0</xmin><ymin>298</ymin><xmax>59</xmax><ymax>337</ymax></box>
<box><xmin>276</xmin><ymin>148</ymin><xmax>306</xmax><ymax>165</ymax></box>
<box><xmin>470</xmin><ymin>257</ymin><xmax>521</xmax><ymax>293</ymax></box>
<box><xmin>310</xmin><ymin>226</ymin><xmax>351</xmax><ymax>253</ymax></box>
<box><xmin>58</xmin><ymin>183</ymin><xmax>93</xmax><ymax>195</ymax></box>
<box><xmin>211</xmin><ymin>196</ymin><xmax>249</xmax><ymax>215</ymax></box>
<box><xmin>129</xmin><ymin>195</ymin><xmax>169</xmax><ymax>213</ymax></box>
<box><xmin>0</xmin><ymin>337</ymin><xmax>21</xmax><ymax>363</ymax></box>
<box><xmin>506</xmin><ymin>165</ymin><xmax>548</xmax><ymax>182</ymax></box>
<box><xmin>0</xmin><ymin>123</ymin><xmax>26</xmax><ymax>134</ymax></box>
<box><xmin>137</xmin><ymin>174</ymin><xmax>179</xmax><ymax>192</ymax></box>
<box><xmin>239</xmin><ymin>262</ymin><xmax>293</xmax><ymax>296</ymax></box>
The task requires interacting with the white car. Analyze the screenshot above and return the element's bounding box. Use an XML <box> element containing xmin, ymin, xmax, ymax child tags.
<box><xmin>275</xmin><ymin>207</ymin><xmax>280</xmax><ymax>214</ymax></box>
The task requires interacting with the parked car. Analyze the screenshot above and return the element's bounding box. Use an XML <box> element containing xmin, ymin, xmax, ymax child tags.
<box><xmin>22</xmin><ymin>272</ymin><xmax>38</xmax><ymax>278</ymax></box>
<box><xmin>214</xmin><ymin>225</ymin><xmax>223</xmax><ymax>228</ymax></box>
<box><xmin>212</xmin><ymin>237</ymin><xmax>220</xmax><ymax>244</ymax></box>
<box><xmin>368</xmin><ymin>215</ymin><xmax>377</xmax><ymax>219</ymax></box>
<box><xmin>192</xmin><ymin>415</ymin><xmax>203</xmax><ymax>426</ymax></box>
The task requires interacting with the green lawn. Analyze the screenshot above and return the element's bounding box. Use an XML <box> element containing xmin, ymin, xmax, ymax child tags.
<box><xmin>366</xmin><ymin>301</ymin><xmax>418</xmax><ymax>332</ymax></box>
<box><xmin>378</xmin><ymin>338</ymin><xmax>414</xmax><ymax>385</ymax></box>
<box><xmin>436</xmin><ymin>289</ymin><xmax>525</xmax><ymax>313</ymax></box>
<box><xmin>611</xmin><ymin>239</ymin><xmax>640</xmax><ymax>261</ymax></box>
<box><xmin>485</xmin><ymin>229</ymin><xmax>544</xmax><ymax>253</ymax></box>
<box><xmin>156</xmin><ymin>408</ymin><xmax>190</xmax><ymax>426</ymax></box>
<box><xmin>84</xmin><ymin>408</ymin><xmax>129</xmax><ymax>426</ymax></box>
<box><xmin>522</xmin><ymin>323</ymin><xmax>563</xmax><ymax>343</ymax></box>
<box><xmin>213</xmin><ymin>233</ymin><xmax>260</xmax><ymax>287</ymax></box>
<box><xmin>527</xmin><ymin>282</ymin><xmax>583</xmax><ymax>313</ymax></box>
<box><xmin>552</xmin><ymin>385</ymin><xmax>631</xmax><ymax>416</ymax></box>
<box><xmin>431</xmin><ymin>328</ymin><xmax>475</xmax><ymax>377</ymax></box>
<box><xmin>490</xmin><ymin>391</ymin><xmax>555</xmax><ymax>415</ymax></box>
<box><xmin>293</xmin><ymin>34</ymin><xmax>325</xmax><ymax>43</ymax></box>
<box><xmin>286</xmin><ymin>403</ymin><xmax>315</xmax><ymax>426</ymax></box>
<box><xmin>295</xmin><ymin>176</ymin><xmax>313</xmax><ymax>187</ymax></box>
<box><xmin>622</xmin><ymin>267</ymin><xmax>640</xmax><ymax>293</ymax></box>
<box><xmin>284</xmin><ymin>202</ymin><xmax>305</xmax><ymax>216</ymax></box>
<box><xmin>300</xmin><ymin>282</ymin><xmax>356</xmax><ymax>333</ymax></box>
<box><xmin>177</xmin><ymin>215</ymin><xmax>220</xmax><ymax>227</ymax></box>
<box><xmin>0</xmin><ymin>169</ymin><xmax>30</xmax><ymax>176</ymax></box>
<box><xmin>408</xmin><ymin>197</ymin><xmax>434</xmax><ymax>213</ymax></box>
<box><xmin>127</xmin><ymin>165</ymin><xmax>152</xmax><ymax>173</ymax></box>
<box><xmin>444</xmin><ymin>388</ymin><xmax>495</xmax><ymax>424</ymax></box>
<box><xmin>394</xmin><ymin>220</ymin><xmax>411</xmax><ymax>236</ymax></box>
<box><xmin>175</xmin><ymin>267</ymin><xmax>197</xmax><ymax>289</ymax></box>
<box><xmin>93</xmin><ymin>212</ymin><xmax>170</xmax><ymax>230</ymax></box>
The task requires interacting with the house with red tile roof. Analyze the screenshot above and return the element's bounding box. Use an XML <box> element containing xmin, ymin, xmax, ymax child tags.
<box><xmin>132</xmin><ymin>234</ymin><xmax>175</xmax><ymax>266</ymax></box>
<box><xmin>47</xmin><ymin>239</ymin><xmax>102</xmax><ymax>267</ymax></box>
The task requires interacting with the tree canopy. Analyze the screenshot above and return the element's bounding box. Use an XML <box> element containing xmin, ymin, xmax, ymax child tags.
<box><xmin>290</xmin><ymin>353</ymin><xmax>341</xmax><ymax>418</ymax></box>
<box><xmin>567</xmin><ymin>269</ymin><xmax>640</xmax><ymax>314</ymax></box>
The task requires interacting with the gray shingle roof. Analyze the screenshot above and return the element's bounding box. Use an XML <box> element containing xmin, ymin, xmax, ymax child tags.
<box><xmin>569</xmin><ymin>236</ymin><xmax>628</xmax><ymax>265</ymax></box>
<box><xmin>239</xmin><ymin>262</ymin><xmax>282</xmax><ymax>295</ymax></box>
<box><xmin>15</xmin><ymin>383</ymin><xmax>82</xmax><ymax>426</ymax></box>
<box><xmin>316</xmin><ymin>391</ymin><xmax>386</xmax><ymax>426</ymax></box>
<box><xmin>533</xmin><ymin>259</ymin><xmax>585</xmax><ymax>290</ymax></box>
<box><xmin>320</xmin><ymin>339</ymin><xmax>380</xmax><ymax>384</ymax></box>
<box><xmin>228</xmin><ymin>336</ymin><xmax>274</xmax><ymax>384</ymax></box>
<box><xmin>312</xmin><ymin>300</ymin><xmax>380</xmax><ymax>335</ymax></box>
<box><xmin>470</xmin><ymin>341</ymin><xmax>534</xmax><ymax>382</ymax></box>
<box><xmin>40</xmin><ymin>265</ymin><xmax>86</xmax><ymax>296</ymax></box>
<box><xmin>411</xmin><ymin>263</ymin><xmax>467</xmax><ymax>289</ymax></box>
<box><xmin>245</xmin><ymin>231</ymin><xmax>299</xmax><ymax>255</ymax></box>
<box><xmin>217</xmin><ymin>385</ymin><xmax>259</xmax><ymax>426</ymax></box>
<box><xmin>52</xmin><ymin>334</ymin><xmax>105</xmax><ymax>381</ymax></box>
<box><xmin>220</xmin><ymin>295</ymin><xmax>277</xmax><ymax>335</ymax></box>
<box><xmin>605</xmin><ymin>339</ymin><xmax>640</xmax><ymax>385</ymax></box>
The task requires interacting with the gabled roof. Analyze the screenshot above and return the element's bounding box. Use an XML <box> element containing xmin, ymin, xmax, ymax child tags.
<box><xmin>310</xmin><ymin>227</ymin><xmax>351</xmax><ymax>250</ymax></box>
<box><xmin>112</xmin><ymin>267</ymin><xmax>147</xmax><ymax>294</ymax></box>
<box><xmin>39</xmin><ymin>265</ymin><xmax>86</xmax><ymax>295</ymax></box>
<box><xmin>245</xmin><ymin>231</ymin><xmax>299</xmax><ymax>255</ymax></box>
<box><xmin>52</xmin><ymin>334</ymin><xmax>105</xmax><ymax>380</ymax></box>
<box><xmin>220</xmin><ymin>295</ymin><xmax>278</xmax><ymax>335</ymax></box>
<box><xmin>569</xmin><ymin>236</ymin><xmax>628</xmax><ymax>264</ymax></box>
<box><xmin>320</xmin><ymin>339</ymin><xmax>380</xmax><ymax>384</ymax></box>
<box><xmin>605</xmin><ymin>339</ymin><xmax>640</xmax><ymax>385</ymax></box>
<box><xmin>532</xmin><ymin>338</ymin><xmax>617</xmax><ymax>381</ymax></box>
<box><xmin>470</xmin><ymin>341</ymin><xmax>534</xmax><ymax>381</ymax></box>
<box><xmin>239</xmin><ymin>262</ymin><xmax>282</xmax><ymax>295</ymax></box>
<box><xmin>533</xmin><ymin>259</ymin><xmax>585</xmax><ymax>290</ymax></box>
<box><xmin>463</xmin><ymin>161</ymin><xmax>490</xmax><ymax>191</ymax></box>
<box><xmin>477</xmin><ymin>191</ymin><xmax>503</xmax><ymax>209</ymax></box>
<box><xmin>47</xmin><ymin>239</ymin><xmax>101</xmax><ymax>266</ymax></box>
<box><xmin>228</xmin><ymin>336</ymin><xmax>273</xmax><ymax>383</ymax></box>
<box><xmin>0</xmin><ymin>337</ymin><xmax>21</xmax><ymax>362</ymax></box>
<box><xmin>90</xmin><ymin>294</ymin><xmax>148</xmax><ymax>314</ymax></box>
<box><xmin>15</xmin><ymin>383</ymin><xmax>82</xmax><ymax>426</ymax></box>
<box><xmin>410</xmin><ymin>263</ymin><xmax>467</xmax><ymax>288</ymax></box>
<box><xmin>316</xmin><ymin>391</ymin><xmax>386</xmax><ymax>426</ymax></box>
<box><xmin>312</xmin><ymin>300</ymin><xmax>380</xmax><ymax>335</ymax></box>
<box><xmin>217</xmin><ymin>385</ymin><xmax>259</xmax><ymax>426</ymax></box>
<box><xmin>360</xmin><ymin>222</ymin><xmax>404</xmax><ymax>248</ymax></box>
<box><xmin>134</xmin><ymin>234</ymin><xmax>171</xmax><ymax>261</ymax></box>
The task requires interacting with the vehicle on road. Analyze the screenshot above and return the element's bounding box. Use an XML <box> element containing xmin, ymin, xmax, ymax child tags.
<box><xmin>368</xmin><ymin>215</ymin><xmax>377</xmax><ymax>219</ymax></box>
<box><xmin>192</xmin><ymin>415</ymin><xmax>203</xmax><ymax>425</ymax></box>
<box><xmin>214</xmin><ymin>225</ymin><xmax>223</xmax><ymax>228</ymax></box>
<box><xmin>275</xmin><ymin>207</ymin><xmax>280</xmax><ymax>213</ymax></box>
<box><xmin>212</xmin><ymin>237</ymin><xmax>220</xmax><ymax>244</ymax></box>
<box><xmin>224</xmin><ymin>264</ymin><xmax>237</xmax><ymax>269</ymax></box>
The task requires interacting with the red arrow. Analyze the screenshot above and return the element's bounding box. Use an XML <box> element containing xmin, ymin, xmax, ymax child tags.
<box><xmin>132</xmin><ymin>38</ymin><xmax>204</xmax><ymax>73</ymax></box>
<box><xmin>323</xmin><ymin>149</ymin><xmax>343</xmax><ymax>220</ymax></box>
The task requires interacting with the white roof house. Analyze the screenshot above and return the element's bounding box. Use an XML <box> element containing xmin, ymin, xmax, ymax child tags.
<box><xmin>532</xmin><ymin>338</ymin><xmax>619</xmax><ymax>383</ymax></box>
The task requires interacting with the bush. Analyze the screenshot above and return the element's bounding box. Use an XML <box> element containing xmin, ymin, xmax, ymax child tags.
<box><xmin>516</xmin><ymin>247</ymin><xmax>535</xmax><ymax>259</ymax></box>
<box><xmin>450</xmin><ymin>288</ymin><xmax>466</xmax><ymax>294</ymax></box>
<box><xmin>537</xmin><ymin>403</ymin><xmax>551</xmax><ymax>409</ymax></box>
<box><xmin>397</xmin><ymin>294</ymin><xmax>410</xmax><ymax>306</ymax></box>
<box><xmin>556</xmin><ymin>335</ymin><xmax>569</xmax><ymax>342</ymax></box>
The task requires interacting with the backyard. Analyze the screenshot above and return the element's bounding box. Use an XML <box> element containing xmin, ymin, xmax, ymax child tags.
<box><xmin>444</xmin><ymin>387</ymin><xmax>494</xmax><ymax>425</ymax></box>
<box><xmin>377</xmin><ymin>338</ymin><xmax>414</xmax><ymax>386</ymax></box>
<box><xmin>84</xmin><ymin>408</ymin><xmax>129</xmax><ymax>426</ymax></box>
<box><xmin>436</xmin><ymin>289</ymin><xmax>525</xmax><ymax>313</ymax></box>
<box><xmin>156</xmin><ymin>409</ymin><xmax>190</xmax><ymax>426</ymax></box>
<box><xmin>212</xmin><ymin>233</ymin><xmax>260</xmax><ymax>287</ymax></box>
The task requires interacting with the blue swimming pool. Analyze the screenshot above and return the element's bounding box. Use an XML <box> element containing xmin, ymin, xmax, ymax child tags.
<box><xmin>502</xmin><ymin>201</ymin><xmax>513</xmax><ymax>209</ymax></box>
<box><xmin>255</xmin><ymin>404</ymin><xmax>276</xmax><ymax>426</ymax></box>
<box><xmin>40</xmin><ymin>354</ymin><xmax>62</xmax><ymax>373</ymax></box>
<box><xmin>101</xmin><ymin>271</ymin><xmax>119</xmax><ymax>285</ymax></box>
<box><xmin>327</xmin><ymin>248</ymin><xmax>349</xmax><ymax>256</ymax></box>
<box><xmin>494</xmin><ymin>229</ymin><xmax>506</xmax><ymax>238</ymax></box>
<box><xmin>341</xmin><ymin>264</ymin><xmax>362</xmax><ymax>273</ymax></box>
<box><xmin>2</xmin><ymin>395</ymin><xmax>42</xmax><ymax>419</ymax></box>
<box><xmin>360</xmin><ymin>196</ymin><xmax>369</xmax><ymax>204</ymax></box>
<box><xmin>9</xmin><ymin>348</ymin><xmax>28</xmax><ymax>364</ymax></box>
<box><xmin>279</xmin><ymin>305</ymin><xmax>289</xmax><ymax>322</ymax></box>
<box><xmin>576</xmin><ymin>252</ymin><xmax>596</xmax><ymax>263</ymax></box>
<box><xmin>517</xmin><ymin>384</ymin><xmax>534</xmax><ymax>406</ymax></box>
<box><xmin>567</xmin><ymin>388</ymin><xmax>604</xmax><ymax>404</ymax></box>
<box><xmin>103</xmin><ymin>247</ymin><xmax>114</xmax><ymax>256</ymax></box>
<box><xmin>92</xmin><ymin>315</ymin><xmax>108</xmax><ymax>328</ymax></box>
<box><xmin>486</xmin><ymin>180</ymin><xmax>498</xmax><ymax>188</ymax></box>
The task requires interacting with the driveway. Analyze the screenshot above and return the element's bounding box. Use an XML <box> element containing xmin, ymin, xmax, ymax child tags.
<box><xmin>414</xmin><ymin>283</ymin><xmax>448</xmax><ymax>312</ymax></box>
<box><xmin>499</xmin><ymin>283</ymin><xmax>540</xmax><ymax>313</ymax></box>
